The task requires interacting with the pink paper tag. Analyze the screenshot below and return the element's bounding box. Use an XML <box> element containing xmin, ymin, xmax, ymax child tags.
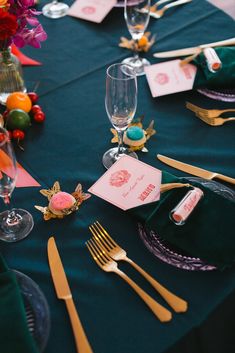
<box><xmin>68</xmin><ymin>0</ymin><xmax>116</xmax><ymax>23</ymax></box>
<box><xmin>0</xmin><ymin>150</ymin><xmax>40</xmax><ymax>188</ymax></box>
<box><xmin>89</xmin><ymin>155</ymin><xmax>162</xmax><ymax>210</ymax></box>
<box><xmin>145</xmin><ymin>59</ymin><xmax>197</xmax><ymax>97</ymax></box>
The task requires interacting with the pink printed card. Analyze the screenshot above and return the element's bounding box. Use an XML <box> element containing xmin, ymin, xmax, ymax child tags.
<box><xmin>89</xmin><ymin>155</ymin><xmax>162</xmax><ymax>210</ymax></box>
<box><xmin>68</xmin><ymin>0</ymin><xmax>116</xmax><ymax>23</ymax></box>
<box><xmin>145</xmin><ymin>59</ymin><xmax>197</xmax><ymax>97</ymax></box>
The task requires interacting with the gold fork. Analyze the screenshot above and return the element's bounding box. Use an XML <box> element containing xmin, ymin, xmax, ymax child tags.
<box><xmin>186</xmin><ymin>102</ymin><xmax>235</xmax><ymax>118</ymax></box>
<box><xmin>150</xmin><ymin>0</ymin><xmax>192</xmax><ymax>19</ymax></box>
<box><xmin>89</xmin><ymin>221</ymin><xmax>187</xmax><ymax>313</ymax></box>
<box><xmin>86</xmin><ymin>237</ymin><xmax>172</xmax><ymax>322</ymax></box>
<box><xmin>150</xmin><ymin>0</ymin><xmax>174</xmax><ymax>12</ymax></box>
<box><xmin>196</xmin><ymin>112</ymin><xmax>235</xmax><ymax>126</ymax></box>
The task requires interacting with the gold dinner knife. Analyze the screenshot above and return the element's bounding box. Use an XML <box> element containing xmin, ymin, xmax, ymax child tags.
<box><xmin>153</xmin><ymin>37</ymin><xmax>235</xmax><ymax>58</ymax></box>
<box><xmin>47</xmin><ymin>237</ymin><xmax>94</xmax><ymax>353</ymax></box>
<box><xmin>157</xmin><ymin>154</ymin><xmax>235</xmax><ymax>185</ymax></box>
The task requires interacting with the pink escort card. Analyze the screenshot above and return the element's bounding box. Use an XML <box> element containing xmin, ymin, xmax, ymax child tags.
<box><xmin>68</xmin><ymin>0</ymin><xmax>116</xmax><ymax>23</ymax></box>
<box><xmin>145</xmin><ymin>59</ymin><xmax>197</xmax><ymax>97</ymax></box>
<box><xmin>0</xmin><ymin>150</ymin><xmax>40</xmax><ymax>188</ymax></box>
<box><xmin>89</xmin><ymin>155</ymin><xmax>162</xmax><ymax>210</ymax></box>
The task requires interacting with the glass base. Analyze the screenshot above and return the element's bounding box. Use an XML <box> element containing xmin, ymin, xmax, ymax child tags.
<box><xmin>0</xmin><ymin>87</ymin><xmax>27</xmax><ymax>106</ymax></box>
<box><xmin>42</xmin><ymin>2</ymin><xmax>69</xmax><ymax>19</ymax></box>
<box><xmin>0</xmin><ymin>208</ymin><xmax>34</xmax><ymax>242</ymax></box>
<box><xmin>122</xmin><ymin>56</ymin><xmax>150</xmax><ymax>76</ymax></box>
<box><xmin>102</xmin><ymin>147</ymin><xmax>138</xmax><ymax>169</ymax></box>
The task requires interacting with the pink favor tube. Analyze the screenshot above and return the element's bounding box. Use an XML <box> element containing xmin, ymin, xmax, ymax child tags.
<box><xmin>203</xmin><ymin>48</ymin><xmax>222</xmax><ymax>73</ymax></box>
<box><xmin>170</xmin><ymin>187</ymin><xmax>204</xmax><ymax>225</ymax></box>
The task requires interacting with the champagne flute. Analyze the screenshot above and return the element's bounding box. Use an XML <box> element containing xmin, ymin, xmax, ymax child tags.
<box><xmin>102</xmin><ymin>63</ymin><xmax>138</xmax><ymax>169</ymax></box>
<box><xmin>0</xmin><ymin>128</ymin><xmax>34</xmax><ymax>242</ymax></box>
<box><xmin>123</xmin><ymin>0</ymin><xmax>151</xmax><ymax>76</ymax></box>
<box><xmin>42</xmin><ymin>0</ymin><xmax>69</xmax><ymax>19</ymax></box>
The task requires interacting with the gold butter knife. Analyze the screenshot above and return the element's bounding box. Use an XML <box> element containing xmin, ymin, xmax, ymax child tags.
<box><xmin>157</xmin><ymin>154</ymin><xmax>235</xmax><ymax>185</ymax></box>
<box><xmin>47</xmin><ymin>237</ymin><xmax>94</xmax><ymax>353</ymax></box>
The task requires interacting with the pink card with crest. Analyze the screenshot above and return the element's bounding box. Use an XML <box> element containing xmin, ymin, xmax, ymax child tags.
<box><xmin>68</xmin><ymin>0</ymin><xmax>116</xmax><ymax>23</ymax></box>
<box><xmin>145</xmin><ymin>59</ymin><xmax>197</xmax><ymax>97</ymax></box>
<box><xmin>89</xmin><ymin>155</ymin><xmax>162</xmax><ymax>210</ymax></box>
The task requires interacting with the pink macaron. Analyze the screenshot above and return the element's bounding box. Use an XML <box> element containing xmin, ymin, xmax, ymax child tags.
<box><xmin>49</xmin><ymin>192</ymin><xmax>76</xmax><ymax>215</ymax></box>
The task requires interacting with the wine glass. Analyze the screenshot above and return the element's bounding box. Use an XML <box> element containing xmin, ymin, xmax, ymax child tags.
<box><xmin>102</xmin><ymin>63</ymin><xmax>138</xmax><ymax>169</ymax></box>
<box><xmin>123</xmin><ymin>0</ymin><xmax>151</xmax><ymax>76</ymax></box>
<box><xmin>42</xmin><ymin>0</ymin><xmax>69</xmax><ymax>19</ymax></box>
<box><xmin>0</xmin><ymin>128</ymin><xmax>34</xmax><ymax>242</ymax></box>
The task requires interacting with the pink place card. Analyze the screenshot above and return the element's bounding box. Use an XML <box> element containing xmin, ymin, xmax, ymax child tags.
<box><xmin>89</xmin><ymin>155</ymin><xmax>162</xmax><ymax>210</ymax></box>
<box><xmin>11</xmin><ymin>44</ymin><xmax>42</xmax><ymax>66</ymax></box>
<box><xmin>0</xmin><ymin>150</ymin><xmax>40</xmax><ymax>188</ymax></box>
<box><xmin>68</xmin><ymin>0</ymin><xmax>117</xmax><ymax>23</ymax></box>
<box><xmin>145</xmin><ymin>59</ymin><xmax>197</xmax><ymax>97</ymax></box>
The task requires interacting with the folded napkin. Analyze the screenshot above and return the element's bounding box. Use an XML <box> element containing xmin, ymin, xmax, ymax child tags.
<box><xmin>0</xmin><ymin>255</ymin><xmax>39</xmax><ymax>353</ymax></box>
<box><xmin>11</xmin><ymin>44</ymin><xmax>42</xmax><ymax>66</ymax></box>
<box><xmin>193</xmin><ymin>46</ymin><xmax>235</xmax><ymax>89</ymax></box>
<box><xmin>130</xmin><ymin>171</ymin><xmax>235</xmax><ymax>270</ymax></box>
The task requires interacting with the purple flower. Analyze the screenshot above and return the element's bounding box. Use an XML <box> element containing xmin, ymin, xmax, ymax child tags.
<box><xmin>17</xmin><ymin>0</ymin><xmax>36</xmax><ymax>9</ymax></box>
<box><xmin>13</xmin><ymin>24</ymin><xmax>47</xmax><ymax>48</ymax></box>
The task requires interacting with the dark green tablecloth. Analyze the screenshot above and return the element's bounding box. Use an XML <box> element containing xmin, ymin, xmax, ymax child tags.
<box><xmin>1</xmin><ymin>0</ymin><xmax>235</xmax><ymax>352</ymax></box>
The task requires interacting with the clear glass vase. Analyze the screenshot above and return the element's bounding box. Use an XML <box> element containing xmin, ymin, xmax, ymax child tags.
<box><xmin>0</xmin><ymin>47</ymin><xmax>26</xmax><ymax>105</ymax></box>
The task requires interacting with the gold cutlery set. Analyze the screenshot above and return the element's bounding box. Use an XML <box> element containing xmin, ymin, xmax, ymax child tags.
<box><xmin>186</xmin><ymin>102</ymin><xmax>235</xmax><ymax>126</ymax></box>
<box><xmin>47</xmin><ymin>224</ymin><xmax>188</xmax><ymax>352</ymax></box>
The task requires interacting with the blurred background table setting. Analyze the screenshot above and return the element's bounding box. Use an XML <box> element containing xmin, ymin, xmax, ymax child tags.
<box><xmin>0</xmin><ymin>0</ymin><xmax>235</xmax><ymax>353</ymax></box>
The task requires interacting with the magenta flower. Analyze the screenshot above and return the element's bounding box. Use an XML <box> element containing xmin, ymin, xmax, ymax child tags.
<box><xmin>1</xmin><ymin>0</ymin><xmax>46</xmax><ymax>50</ymax></box>
<box><xmin>17</xmin><ymin>0</ymin><xmax>36</xmax><ymax>7</ymax></box>
<box><xmin>14</xmin><ymin>24</ymin><xmax>47</xmax><ymax>48</ymax></box>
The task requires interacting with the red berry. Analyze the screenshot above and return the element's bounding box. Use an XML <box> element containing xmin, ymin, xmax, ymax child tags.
<box><xmin>8</xmin><ymin>131</ymin><xmax>12</xmax><ymax>139</ymax></box>
<box><xmin>27</xmin><ymin>92</ymin><xmax>39</xmax><ymax>104</ymax></box>
<box><xmin>0</xmin><ymin>133</ymin><xmax>5</xmax><ymax>143</ymax></box>
<box><xmin>31</xmin><ymin>105</ymin><xmax>42</xmax><ymax>114</ymax></box>
<box><xmin>34</xmin><ymin>111</ymin><xmax>45</xmax><ymax>123</ymax></box>
<box><xmin>3</xmin><ymin>110</ymin><xmax>9</xmax><ymax>119</ymax></box>
<box><xmin>12</xmin><ymin>129</ymin><xmax>25</xmax><ymax>140</ymax></box>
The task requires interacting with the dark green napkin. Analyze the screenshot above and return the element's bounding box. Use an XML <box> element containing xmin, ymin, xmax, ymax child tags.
<box><xmin>130</xmin><ymin>171</ymin><xmax>235</xmax><ymax>270</ymax></box>
<box><xmin>0</xmin><ymin>255</ymin><xmax>39</xmax><ymax>353</ymax></box>
<box><xmin>193</xmin><ymin>46</ymin><xmax>235</xmax><ymax>89</ymax></box>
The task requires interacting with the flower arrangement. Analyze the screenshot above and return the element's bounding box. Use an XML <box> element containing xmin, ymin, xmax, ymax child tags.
<box><xmin>0</xmin><ymin>0</ymin><xmax>47</xmax><ymax>50</ymax></box>
<box><xmin>0</xmin><ymin>0</ymin><xmax>47</xmax><ymax>104</ymax></box>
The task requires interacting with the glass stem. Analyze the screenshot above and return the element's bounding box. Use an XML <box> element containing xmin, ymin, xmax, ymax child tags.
<box><xmin>134</xmin><ymin>40</ymin><xmax>140</xmax><ymax>62</ymax></box>
<box><xmin>3</xmin><ymin>195</ymin><xmax>20</xmax><ymax>226</ymax></box>
<box><xmin>117</xmin><ymin>130</ymin><xmax>124</xmax><ymax>157</ymax></box>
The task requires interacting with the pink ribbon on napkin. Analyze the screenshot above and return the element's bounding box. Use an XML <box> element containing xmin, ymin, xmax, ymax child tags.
<box><xmin>0</xmin><ymin>150</ymin><xmax>40</xmax><ymax>187</ymax></box>
<box><xmin>11</xmin><ymin>44</ymin><xmax>42</xmax><ymax>66</ymax></box>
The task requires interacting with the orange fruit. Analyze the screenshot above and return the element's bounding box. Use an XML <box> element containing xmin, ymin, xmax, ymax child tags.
<box><xmin>6</xmin><ymin>92</ymin><xmax>32</xmax><ymax>113</ymax></box>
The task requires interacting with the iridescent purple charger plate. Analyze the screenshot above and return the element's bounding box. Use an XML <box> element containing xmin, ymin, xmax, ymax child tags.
<box><xmin>138</xmin><ymin>177</ymin><xmax>235</xmax><ymax>271</ymax></box>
